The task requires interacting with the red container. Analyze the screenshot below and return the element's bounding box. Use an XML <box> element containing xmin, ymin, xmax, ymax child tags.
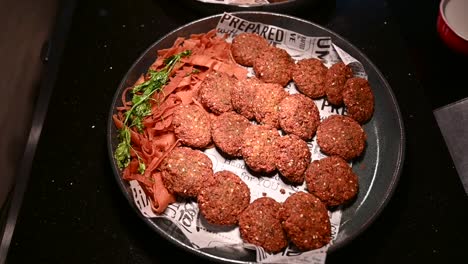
<box><xmin>437</xmin><ymin>0</ymin><xmax>468</xmax><ymax>55</ymax></box>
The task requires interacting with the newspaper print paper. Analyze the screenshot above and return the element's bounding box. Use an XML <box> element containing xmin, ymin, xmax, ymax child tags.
<box><xmin>196</xmin><ymin>0</ymin><xmax>270</xmax><ymax>6</ymax></box>
<box><xmin>128</xmin><ymin>13</ymin><xmax>366</xmax><ymax>264</ymax></box>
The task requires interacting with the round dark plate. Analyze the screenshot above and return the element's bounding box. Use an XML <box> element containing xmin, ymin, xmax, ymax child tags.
<box><xmin>107</xmin><ymin>11</ymin><xmax>405</xmax><ymax>263</ymax></box>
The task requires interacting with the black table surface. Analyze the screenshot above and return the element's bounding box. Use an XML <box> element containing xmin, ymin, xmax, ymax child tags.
<box><xmin>5</xmin><ymin>0</ymin><xmax>468</xmax><ymax>263</ymax></box>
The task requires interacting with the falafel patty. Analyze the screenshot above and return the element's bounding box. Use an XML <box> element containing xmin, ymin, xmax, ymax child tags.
<box><xmin>160</xmin><ymin>147</ymin><xmax>213</xmax><ymax>198</ymax></box>
<box><xmin>305</xmin><ymin>156</ymin><xmax>359</xmax><ymax>207</ymax></box>
<box><xmin>253</xmin><ymin>46</ymin><xmax>294</xmax><ymax>87</ymax></box>
<box><xmin>199</xmin><ymin>71</ymin><xmax>236</xmax><ymax>115</ymax></box>
<box><xmin>198</xmin><ymin>170</ymin><xmax>250</xmax><ymax>225</ymax></box>
<box><xmin>280</xmin><ymin>192</ymin><xmax>331</xmax><ymax>251</ymax></box>
<box><xmin>172</xmin><ymin>104</ymin><xmax>212</xmax><ymax>148</ymax></box>
<box><xmin>342</xmin><ymin>77</ymin><xmax>375</xmax><ymax>124</ymax></box>
<box><xmin>316</xmin><ymin>115</ymin><xmax>367</xmax><ymax>161</ymax></box>
<box><xmin>253</xmin><ymin>82</ymin><xmax>289</xmax><ymax>129</ymax></box>
<box><xmin>231</xmin><ymin>33</ymin><xmax>270</xmax><ymax>67</ymax></box>
<box><xmin>231</xmin><ymin>77</ymin><xmax>262</xmax><ymax>120</ymax></box>
<box><xmin>238</xmin><ymin>197</ymin><xmax>287</xmax><ymax>253</ymax></box>
<box><xmin>324</xmin><ymin>62</ymin><xmax>353</xmax><ymax>105</ymax></box>
<box><xmin>241</xmin><ymin>124</ymin><xmax>280</xmax><ymax>173</ymax></box>
<box><xmin>278</xmin><ymin>93</ymin><xmax>320</xmax><ymax>141</ymax></box>
<box><xmin>275</xmin><ymin>135</ymin><xmax>311</xmax><ymax>184</ymax></box>
<box><xmin>292</xmin><ymin>58</ymin><xmax>328</xmax><ymax>99</ymax></box>
<box><xmin>211</xmin><ymin>111</ymin><xmax>251</xmax><ymax>157</ymax></box>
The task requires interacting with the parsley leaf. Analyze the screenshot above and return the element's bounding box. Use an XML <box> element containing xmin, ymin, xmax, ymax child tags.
<box><xmin>115</xmin><ymin>127</ymin><xmax>131</xmax><ymax>169</ymax></box>
<box><xmin>114</xmin><ymin>49</ymin><xmax>191</xmax><ymax>173</ymax></box>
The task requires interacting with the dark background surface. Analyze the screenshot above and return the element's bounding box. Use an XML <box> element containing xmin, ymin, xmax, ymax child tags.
<box><xmin>4</xmin><ymin>0</ymin><xmax>468</xmax><ymax>263</ymax></box>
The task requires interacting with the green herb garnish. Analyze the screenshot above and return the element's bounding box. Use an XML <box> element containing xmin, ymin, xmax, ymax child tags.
<box><xmin>114</xmin><ymin>50</ymin><xmax>191</xmax><ymax>172</ymax></box>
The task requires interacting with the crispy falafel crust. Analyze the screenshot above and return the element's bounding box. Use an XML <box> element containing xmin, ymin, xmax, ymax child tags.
<box><xmin>231</xmin><ymin>77</ymin><xmax>261</xmax><ymax>120</ymax></box>
<box><xmin>275</xmin><ymin>135</ymin><xmax>311</xmax><ymax>184</ymax></box>
<box><xmin>253</xmin><ymin>83</ymin><xmax>288</xmax><ymax>129</ymax></box>
<box><xmin>292</xmin><ymin>58</ymin><xmax>328</xmax><ymax>99</ymax></box>
<box><xmin>231</xmin><ymin>33</ymin><xmax>270</xmax><ymax>67</ymax></box>
<box><xmin>280</xmin><ymin>192</ymin><xmax>331</xmax><ymax>251</ymax></box>
<box><xmin>211</xmin><ymin>111</ymin><xmax>251</xmax><ymax>157</ymax></box>
<box><xmin>253</xmin><ymin>46</ymin><xmax>294</xmax><ymax>87</ymax></box>
<box><xmin>343</xmin><ymin>77</ymin><xmax>375</xmax><ymax>124</ymax></box>
<box><xmin>305</xmin><ymin>156</ymin><xmax>359</xmax><ymax>207</ymax></box>
<box><xmin>238</xmin><ymin>197</ymin><xmax>288</xmax><ymax>253</ymax></box>
<box><xmin>199</xmin><ymin>71</ymin><xmax>235</xmax><ymax>115</ymax></box>
<box><xmin>278</xmin><ymin>93</ymin><xmax>320</xmax><ymax>141</ymax></box>
<box><xmin>160</xmin><ymin>147</ymin><xmax>213</xmax><ymax>198</ymax></box>
<box><xmin>241</xmin><ymin>125</ymin><xmax>280</xmax><ymax>173</ymax></box>
<box><xmin>316</xmin><ymin>115</ymin><xmax>367</xmax><ymax>161</ymax></box>
<box><xmin>324</xmin><ymin>62</ymin><xmax>353</xmax><ymax>105</ymax></box>
<box><xmin>198</xmin><ymin>170</ymin><xmax>250</xmax><ymax>225</ymax></box>
<box><xmin>172</xmin><ymin>104</ymin><xmax>212</xmax><ymax>148</ymax></box>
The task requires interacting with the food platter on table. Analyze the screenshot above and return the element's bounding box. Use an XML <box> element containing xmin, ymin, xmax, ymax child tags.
<box><xmin>107</xmin><ymin>11</ymin><xmax>405</xmax><ymax>263</ymax></box>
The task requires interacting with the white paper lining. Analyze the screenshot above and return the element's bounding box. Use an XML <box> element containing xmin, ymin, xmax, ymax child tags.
<box><xmin>127</xmin><ymin>13</ymin><xmax>366</xmax><ymax>264</ymax></box>
<box><xmin>196</xmin><ymin>0</ymin><xmax>270</xmax><ymax>6</ymax></box>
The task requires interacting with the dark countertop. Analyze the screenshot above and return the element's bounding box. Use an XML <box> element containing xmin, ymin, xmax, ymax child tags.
<box><xmin>4</xmin><ymin>0</ymin><xmax>468</xmax><ymax>263</ymax></box>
